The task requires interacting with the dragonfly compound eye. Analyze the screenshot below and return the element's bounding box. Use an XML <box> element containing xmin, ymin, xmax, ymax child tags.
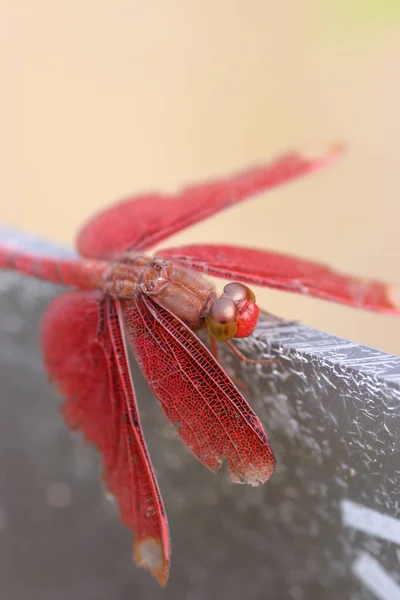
<box><xmin>223</xmin><ymin>282</ymin><xmax>255</xmax><ymax>308</ymax></box>
<box><xmin>206</xmin><ymin>297</ymin><xmax>238</xmax><ymax>341</ymax></box>
<box><xmin>223</xmin><ymin>282</ymin><xmax>259</xmax><ymax>339</ymax></box>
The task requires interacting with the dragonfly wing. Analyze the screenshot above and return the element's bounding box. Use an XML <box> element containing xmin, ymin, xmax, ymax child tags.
<box><xmin>77</xmin><ymin>144</ymin><xmax>342</xmax><ymax>258</ymax></box>
<box><xmin>158</xmin><ymin>244</ymin><xmax>400</xmax><ymax>315</ymax></box>
<box><xmin>41</xmin><ymin>291</ymin><xmax>170</xmax><ymax>586</ymax></box>
<box><xmin>123</xmin><ymin>294</ymin><xmax>276</xmax><ymax>485</ymax></box>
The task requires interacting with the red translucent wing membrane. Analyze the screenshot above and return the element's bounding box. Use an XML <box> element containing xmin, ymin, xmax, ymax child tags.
<box><xmin>77</xmin><ymin>144</ymin><xmax>342</xmax><ymax>259</ymax></box>
<box><xmin>123</xmin><ymin>294</ymin><xmax>276</xmax><ymax>485</ymax></box>
<box><xmin>159</xmin><ymin>244</ymin><xmax>400</xmax><ymax>315</ymax></box>
<box><xmin>41</xmin><ymin>292</ymin><xmax>170</xmax><ymax>586</ymax></box>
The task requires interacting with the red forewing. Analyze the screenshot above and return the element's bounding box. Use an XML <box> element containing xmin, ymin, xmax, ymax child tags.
<box><xmin>159</xmin><ymin>244</ymin><xmax>400</xmax><ymax>315</ymax></box>
<box><xmin>77</xmin><ymin>144</ymin><xmax>342</xmax><ymax>259</ymax></box>
<box><xmin>41</xmin><ymin>291</ymin><xmax>170</xmax><ymax>586</ymax></box>
<box><xmin>123</xmin><ymin>294</ymin><xmax>276</xmax><ymax>485</ymax></box>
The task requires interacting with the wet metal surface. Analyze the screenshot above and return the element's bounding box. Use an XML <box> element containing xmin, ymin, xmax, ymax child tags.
<box><xmin>1</xmin><ymin>231</ymin><xmax>399</xmax><ymax>600</ymax></box>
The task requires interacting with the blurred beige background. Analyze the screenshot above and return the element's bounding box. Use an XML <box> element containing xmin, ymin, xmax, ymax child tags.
<box><xmin>1</xmin><ymin>1</ymin><xmax>400</xmax><ymax>353</ymax></box>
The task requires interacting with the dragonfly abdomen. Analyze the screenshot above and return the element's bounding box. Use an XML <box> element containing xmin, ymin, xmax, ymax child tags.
<box><xmin>0</xmin><ymin>244</ymin><xmax>109</xmax><ymax>290</ymax></box>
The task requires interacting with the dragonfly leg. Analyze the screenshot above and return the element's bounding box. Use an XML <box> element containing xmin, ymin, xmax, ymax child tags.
<box><xmin>208</xmin><ymin>334</ymin><xmax>250</xmax><ymax>394</ymax></box>
<box><xmin>225</xmin><ymin>339</ymin><xmax>285</xmax><ymax>373</ymax></box>
<box><xmin>209</xmin><ymin>335</ymin><xmax>219</xmax><ymax>360</ymax></box>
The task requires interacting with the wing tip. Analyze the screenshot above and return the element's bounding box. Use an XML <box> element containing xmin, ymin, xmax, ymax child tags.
<box><xmin>134</xmin><ymin>536</ymin><xmax>170</xmax><ymax>587</ymax></box>
<box><xmin>229</xmin><ymin>454</ymin><xmax>276</xmax><ymax>486</ymax></box>
<box><xmin>300</xmin><ymin>141</ymin><xmax>345</xmax><ymax>170</ymax></box>
<box><xmin>386</xmin><ymin>285</ymin><xmax>400</xmax><ymax>314</ymax></box>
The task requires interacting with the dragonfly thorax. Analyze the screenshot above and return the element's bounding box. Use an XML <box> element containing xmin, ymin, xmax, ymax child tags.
<box><xmin>105</xmin><ymin>255</ymin><xmax>259</xmax><ymax>339</ymax></box>
<box><xmin>139</xmin><ymin>257</ymin><xmax>216</xmax><ymax>331</ymax></box>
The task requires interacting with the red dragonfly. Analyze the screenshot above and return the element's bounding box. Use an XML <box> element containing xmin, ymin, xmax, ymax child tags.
<box><xmin>1</xmin><ymin>144</ymin><xmax>399</xmax><ymax>586</ymax></box>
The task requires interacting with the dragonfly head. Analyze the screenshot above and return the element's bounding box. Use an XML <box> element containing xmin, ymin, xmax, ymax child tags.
<box><xmin>206</xmin><ymin>282</ymin><xmax>259</xmax><ymax>342</ymax></box>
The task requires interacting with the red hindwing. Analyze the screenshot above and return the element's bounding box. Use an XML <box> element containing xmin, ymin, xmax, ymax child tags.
<box><xmin>41</xmin><ymin>291</ymin><xmax>170</xmax><ymax>585</ymax></box>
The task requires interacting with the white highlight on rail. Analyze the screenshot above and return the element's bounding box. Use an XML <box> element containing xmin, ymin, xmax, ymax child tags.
<box><xmin>352</xmin><ymin>553</ymin><xmax>400</xmax><ymax>600</ymax></box>
<box><xmin>341</xmin><ymin>499</ymin><xmax>400</xmax><ymax>546</ymax></box>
